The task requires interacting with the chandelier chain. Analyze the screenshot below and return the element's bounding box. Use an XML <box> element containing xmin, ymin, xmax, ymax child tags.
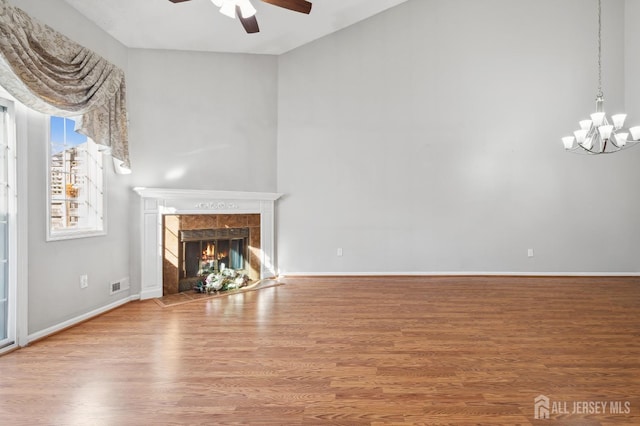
<box><xmin>597</xmin><ymin>0</ymin><xmax>603</xmax><ymax>98</ymax></box>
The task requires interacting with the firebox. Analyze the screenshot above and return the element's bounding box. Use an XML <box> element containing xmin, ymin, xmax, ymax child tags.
<box><xmin>180</xmin><ymin>228</ymin><xmax>249</xmax><ymax>278</ymax></box>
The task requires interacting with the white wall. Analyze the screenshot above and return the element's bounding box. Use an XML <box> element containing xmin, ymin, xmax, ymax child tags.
<box><xmin>277</xmin><ymin>0</ymin><xmax>640</xmax><ymax>274</ymax></box>
<box><xmin>9</xmin><ymin>0</ymin><xmax>133</xmax><ymax>334</ymax></box>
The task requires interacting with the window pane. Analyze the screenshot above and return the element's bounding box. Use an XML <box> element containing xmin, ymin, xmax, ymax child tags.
<box><xmin>0</xmin><ymin>149</ymin><xmax>6</xmax><ymax>186</ymax></box>
<box><xmin>48</xmin><ymin>116</ymin><xmax>104</xmax><ymax>239</ymax></box>
<box><xmin>0</xmin><ymin>220</ymin><xmax>6</xmax><ymax>261</ymax></box>
<box><xmin>0</xmin><ymin>181</ymin><xmax>6</xmax><ymax>222</ymax></box>
<box><xmin>0</xmin><ymin>261</ymin><xmax>5</xmax><ymax>300</ymax></box>
<box><xmin>0</xmin><ymin>299</ymin><xmax>6</xmax><ymax>341</ymax></box>
<box><xmin>0</xmin><ymin>259</ymin><xmax>6</xmax><ymax>340</ymax></box>
<box><xmin>50</xmin><ymin>116</ymin><xmax>64</xmax><ymax>143</ymax></box>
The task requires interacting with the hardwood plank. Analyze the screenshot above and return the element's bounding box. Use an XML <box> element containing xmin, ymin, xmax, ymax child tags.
<box><xmin>0</xmin><ymin>276</ymin><xmax>638</xmax><ymax>424</ymax></box>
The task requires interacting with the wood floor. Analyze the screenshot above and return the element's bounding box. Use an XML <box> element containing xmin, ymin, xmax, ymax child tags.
<box><xmin>0</xmin><ymin>276</ymin><xmax>638</xmax><ymax>425</ymax></box>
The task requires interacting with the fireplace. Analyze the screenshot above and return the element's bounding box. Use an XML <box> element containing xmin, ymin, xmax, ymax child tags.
<box><xmin>180</xmin><ymin>228</ymin><xmax>249</xmax><ymax>278</ymax></box>
<box><xmin>134</xmin><ymin>188</ymin><xmax>282</xmax><ymax>300</ymax></box>
<box><xmin>181</xmin><ymin>228</ymin><xmax>249</xmax><ymax>278</ymax></box>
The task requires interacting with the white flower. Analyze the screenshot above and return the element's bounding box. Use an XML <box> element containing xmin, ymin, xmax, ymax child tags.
<box><xmin>205</xmin><ymin>273</ymin><xmax>224</xmax><ymax>291</ymax></box>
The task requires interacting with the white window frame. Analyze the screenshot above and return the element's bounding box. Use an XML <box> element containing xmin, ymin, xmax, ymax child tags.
<box><xmin>46</xmin><ymin>116</ymin><xmax>107</xmax><ymax>241</ymax></box>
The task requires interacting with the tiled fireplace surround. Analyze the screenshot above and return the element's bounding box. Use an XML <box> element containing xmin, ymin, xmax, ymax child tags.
<box><xmin>134</xmin><ymin>188</ymin><xmax>282</xmax><ymax>300</ymax></box>
<box><xmin>163</xmin><ymin>213</ymin><xmax>262</xmax><ymax>295</ymax></box>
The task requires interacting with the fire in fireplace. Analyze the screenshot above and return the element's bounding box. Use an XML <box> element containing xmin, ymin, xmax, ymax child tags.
<box><xmin>180</xmin><ymin>228</ymin><xmax>249</xmax><ymax>279</ymax></box>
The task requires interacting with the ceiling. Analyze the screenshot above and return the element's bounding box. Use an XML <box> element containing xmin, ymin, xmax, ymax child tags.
<box><xmin>62</xmin><ymin>0</ymin><xmax>409</xmax><ymax>55</ymax></box>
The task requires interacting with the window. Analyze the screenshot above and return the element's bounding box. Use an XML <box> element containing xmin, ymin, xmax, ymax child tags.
<box><xmin>47</xmin><ymin>116</ymin><xmax>105</xmax><ymax>240</ymax></box>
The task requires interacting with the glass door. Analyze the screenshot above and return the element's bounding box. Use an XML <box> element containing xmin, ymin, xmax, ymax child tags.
<box><xmin>0</xmin><ymin>101</ymin><xmax>14</xmax><ymax>349</ymax></box>
<box><xmin>229</xmin><ymin>239</ymin><xmax>245</xmax><ymax>270</ymax></box>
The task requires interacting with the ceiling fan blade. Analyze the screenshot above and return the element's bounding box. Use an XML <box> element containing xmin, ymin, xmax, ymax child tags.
<box><xmin>168</xmin><ymin>0</ymin><xmax>192</xmax><ymax>3</ymax></box>
<box><xmin>237</xmin><ymin>6</ymin><xmax>260</xmax><ymax>33</ymax></box>
<box><xmin>260</xmin><ymin>0</ymin><xmax>312</xmax><ymax>14</ymax></box>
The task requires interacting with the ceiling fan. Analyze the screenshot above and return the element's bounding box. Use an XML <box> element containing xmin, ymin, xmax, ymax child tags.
<box><xmin>168</xmin><ymin>0</ymin><xmax>313</xmax><ymax>34</ymax></box>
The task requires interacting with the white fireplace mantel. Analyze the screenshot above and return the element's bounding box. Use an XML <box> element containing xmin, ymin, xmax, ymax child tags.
<box><xmin>134</xmin><ymin>187</ymin><xmax>283</xmax><ymax>300</ymax></box>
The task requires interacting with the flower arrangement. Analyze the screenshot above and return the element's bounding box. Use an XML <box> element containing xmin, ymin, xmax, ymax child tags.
<box><xmin>193</xmin><ymin>268</ymin><xmax>250</xmax><ymax>294</ymax></box>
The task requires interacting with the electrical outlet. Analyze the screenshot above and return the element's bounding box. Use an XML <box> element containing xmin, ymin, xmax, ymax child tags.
<box><xmin>80</xmin><ymin>274</ymin><xmax>88</xmax><ymax>289</ymax></box>
<box><xmin>337</xmin><ymin>248</ymin><xmax>343</xmax><ymax>257</ymax></box>
<box><xmin>527</xmin><ymin>248</ymin><xmax>534</xmax><ymax>258</ymax></box>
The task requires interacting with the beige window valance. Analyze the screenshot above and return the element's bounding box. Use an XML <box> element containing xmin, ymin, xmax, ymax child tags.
<box><xmin>0</xmin><ymin>0</ymin><xmax>130</xmax><ymax>169</ymax></box>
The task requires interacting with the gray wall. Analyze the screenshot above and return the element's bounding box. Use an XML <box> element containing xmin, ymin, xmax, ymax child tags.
<box><xmin>126</xmin><ymin>49</ymin><xmax>278</xmax><ymax>192</ymax></box>
<box><xmin>10</xmin><ymin>0</ymin><xmax>133</xmax><ymax>333</ymax></box>
<box><xmin>277</xmin><ymin>0</ymin><xmax>640</xmax><ymax>274</ymax></box>
<box><xmin>626</xmin><ymin>0</ymin><xmax>640</xmax><ymax>119</ymax></box>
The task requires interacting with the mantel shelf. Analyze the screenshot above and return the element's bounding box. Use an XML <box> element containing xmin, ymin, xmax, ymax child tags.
<box><xmin>133</xmin><ymin>187</ymin><xmax>283</xmax><ymax>201</ymax></box>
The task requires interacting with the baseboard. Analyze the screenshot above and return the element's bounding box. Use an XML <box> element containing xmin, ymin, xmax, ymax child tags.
<box><xmin>0</xmin><ymin>343</ymin><xmax>19</xmax><ymax>356</ymax></box>
<box><xmin>281</xmin><ymin>271</ymin><xmax>640</xmax><ymax>277</ymax></box>
<box><xmin>27</xmin><ymin>295</ymin><xmax>137</xmax><ymax>344</ymax></box>
<box><xmin>140</xmin><ymin>287</ymin><xmax>162</xmax><ymax>300</ymax></box>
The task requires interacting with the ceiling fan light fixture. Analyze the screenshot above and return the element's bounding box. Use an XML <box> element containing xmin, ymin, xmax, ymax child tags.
<box><xmin>237</xmin><ymin>0</ymin><xmax>257</xmax><ymax>18</ymax></box>
<box><xmin>219</xmin><ymin>1</ymin><xmax>237</xmax><ymax>18</ymax></box>
<box><xmin>212</xmin><ymin>0</ymin><xmax>257</xmax><ymax>19</ymax></box>
<box><xmin>172</xmin><ymin>0</ymin><xmax>312</xmax><ymax>34</ymax></box>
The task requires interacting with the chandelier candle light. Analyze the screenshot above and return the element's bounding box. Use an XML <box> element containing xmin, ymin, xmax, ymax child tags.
<box><xmin>562</xmin><ymin>0</ymin><xmax>640</xmax><ymax>154</ymax></box>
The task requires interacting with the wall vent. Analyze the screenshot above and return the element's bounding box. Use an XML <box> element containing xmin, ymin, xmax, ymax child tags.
<box><xmin>110</xmin><ymin>277</ymin><xmax>130</xmax><ymax>295</ymax></box>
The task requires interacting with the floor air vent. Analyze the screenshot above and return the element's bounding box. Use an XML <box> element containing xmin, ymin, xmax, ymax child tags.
<box><xmin>110</xmin><ymin>277</ymin><xmax>130</xmax><ymax>295</ymax></box>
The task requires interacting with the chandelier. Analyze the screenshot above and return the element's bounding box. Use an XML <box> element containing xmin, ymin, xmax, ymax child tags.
<box><xmin>562</xmin><ymin>0</ymin><xmax>640</xmax><ymax>154</ymax></box>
